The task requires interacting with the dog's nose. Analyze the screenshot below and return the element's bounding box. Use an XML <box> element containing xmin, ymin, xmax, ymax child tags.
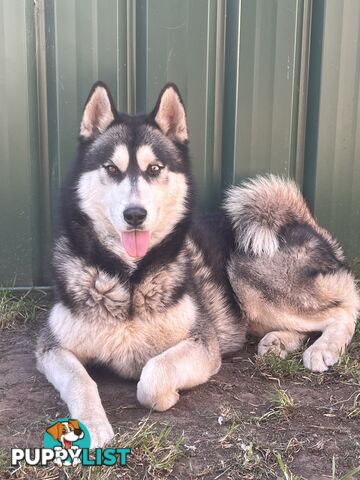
<box><xmin>123</xmin><ymin>207</ymin><xmax>147</xmax><ymax>227</ymax></box>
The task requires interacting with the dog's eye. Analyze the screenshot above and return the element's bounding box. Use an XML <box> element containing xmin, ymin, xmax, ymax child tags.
<box><xmin>103</xmin><ymin>164</ymin><xmax>119</xmax><ymax>175</ymax></box>
<box><xmin>147</xmin><ymin>164</ymin><xmax>164</xmax><ymax>177</ymax></box>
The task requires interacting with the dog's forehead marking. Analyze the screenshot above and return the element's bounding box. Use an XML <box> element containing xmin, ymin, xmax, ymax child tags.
<box><xmin>136</xmin><ymin>145</ymin><xmax>159</xmax><ymax>171</ymax></box>
<box><xmin>111</xmin><ymin>144</ymin><xmax>129</xmax><ymax>172</ymax></box>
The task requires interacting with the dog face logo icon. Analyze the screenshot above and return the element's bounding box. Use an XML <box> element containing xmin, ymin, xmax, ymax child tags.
<box><xmin>46</xmin><ymin>420</ymin><xmax>84</xmax><ymax>449</ymax></box>
<box><xmin>44</xmin><ymin>418</ymin><xmax>90</xmax><ymax>466</ymax></box>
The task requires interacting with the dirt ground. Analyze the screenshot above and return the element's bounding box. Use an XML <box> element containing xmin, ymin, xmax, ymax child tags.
<box><xmin>0</xmin><ymin>317</ymin><xmax>359</xmax><ymax>480</ymax></box>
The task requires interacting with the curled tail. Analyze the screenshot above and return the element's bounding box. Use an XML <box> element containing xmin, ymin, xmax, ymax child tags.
<box><xmin>223</xmin><ymin>175</ymin><xmax>319</xmax><ymax>257</ymax></box>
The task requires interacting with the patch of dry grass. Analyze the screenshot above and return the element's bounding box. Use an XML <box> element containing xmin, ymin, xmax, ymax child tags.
<box><xmin>257</xmin><ymin>387</ymin><xmax>296</xmax><ymax>422</ymax></box>
<box><xmin>0</xmin><ymin>289</ymin><xmax>48</xmax><ymax>329</ymax></box>
<box><xmin>251</xmin><ymin>352</ymin><xmax>306</xmax><ymax>380</ymax></box>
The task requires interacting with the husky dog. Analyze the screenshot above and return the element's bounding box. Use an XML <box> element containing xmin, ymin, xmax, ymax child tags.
<box><xmin>36</xmin><ymin>81</ymin><xmax>359</xmax><ymax>447</ymax></box>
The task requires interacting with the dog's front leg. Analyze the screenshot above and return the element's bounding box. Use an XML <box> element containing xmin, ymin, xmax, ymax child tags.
<box><xmin>302</xmin><ymin>310</ymin><xmax>357</xmax><ymax>372</ymax></box>
<box><xmin>37</xmin><ymin>348</ymin><xmax>114</xmax><ymax>447</ymax></box>
<box><xmin>137</xmin><ymin>335</ymin><xmax>221</xmax><ymax>411</ymax></box>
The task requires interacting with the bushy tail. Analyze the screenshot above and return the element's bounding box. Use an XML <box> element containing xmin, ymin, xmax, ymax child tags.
<box><xmin>223</xmin><ymin>175</ymin><xmax>317</xmax><ymax>256</ymax></box>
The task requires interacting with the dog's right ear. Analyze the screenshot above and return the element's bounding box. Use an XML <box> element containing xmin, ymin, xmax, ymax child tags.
<box><xmin>80</xmin><ymin>82</ymin><xmax>117</xmax><ymax>140</ymax></box>
<box><xmin>46</xmin><ymin>423</ymin><xmax>61</xmax><ymax>440</ymax></box>
<box><xmin>151</xmin><ymin>83</ymin><xmax>188</xmax><ymax>143</ymax></box>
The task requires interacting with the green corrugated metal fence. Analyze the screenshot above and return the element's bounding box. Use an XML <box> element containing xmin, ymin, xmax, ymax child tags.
<box><xmin>0</xmin><ymin>0</ymin><xmax>359</xmax><ymax>288</ymax></box>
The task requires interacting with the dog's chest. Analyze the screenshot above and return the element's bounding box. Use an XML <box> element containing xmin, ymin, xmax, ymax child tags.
<box><xmin>52</xmin><ymin>261</ymin><xmax>195</xmax><ymax>377</ymax></box>
<box><xmin>51</xmin><ymin>293</ymin><xmax>196</xmax><ymax>378</ymax></box>
<box><xmin>63</xmin><ymin>254</ymin><xmax>187</xmax><ymax>320</ymax></box>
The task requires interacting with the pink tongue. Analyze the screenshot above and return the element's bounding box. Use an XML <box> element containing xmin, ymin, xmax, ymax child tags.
<box><xmin>122</xmin><ymin>230</ymin><xmax>150</xmax><ymax>258</ymax></box>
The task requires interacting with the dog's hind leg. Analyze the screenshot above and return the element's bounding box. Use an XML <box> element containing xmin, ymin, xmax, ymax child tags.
<box><xmin>137</xmin><ymin>335</ymin><xmax>221</xmax><ymax>411</ymax></box>
<box><xmin>36</xmin><ymin>347</ymin><xmax>114</xmax><ymax>448</ymax></box>
<box><xmin>258</xmin><ymin>331</ymin><xmax>308</xmax><ymax>359</ymax></box>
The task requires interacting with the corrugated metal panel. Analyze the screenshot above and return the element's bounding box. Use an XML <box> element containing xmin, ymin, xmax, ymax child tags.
<box><xmin>304</xmin><ymin>0</ymin><xmax>360</xmax><ymax>262</ymax></box>
<box><xmin>0</xmin><ymin>0</ymin><xmax>359</xmax><ymax>287</ymax></box>
<box><xmin>0</xmin><ymin>0</ymin><xmax>41</xmax><ymax>286</ymax></box>
<box><xmin>222</xmin><ymin>0</ymin><xmax>304</xmax><ymax>188</ymax></box>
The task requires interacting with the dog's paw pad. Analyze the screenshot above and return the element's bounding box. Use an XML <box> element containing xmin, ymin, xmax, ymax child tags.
<box><xmin>258</xmin><ymin>332</ymin><xmax>287</xmax><ymax>359</ymax></box>
<box><xmin>302</xmin><ymin>343</ymin><xmax>339</xmax><ymax>372</ymax></box>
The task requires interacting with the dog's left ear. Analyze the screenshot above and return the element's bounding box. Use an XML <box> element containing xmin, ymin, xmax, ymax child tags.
<box><xmin>152</xmin><ymin>83</ymin><xmax>188</xmax><ymax>143</ymax></box>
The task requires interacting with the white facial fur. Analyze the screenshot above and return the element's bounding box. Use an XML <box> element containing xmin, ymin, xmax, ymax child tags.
<box><xmin>77</xmin><ymin>144</ymin><xmax>188</xmax><ymax>261</ymax></box>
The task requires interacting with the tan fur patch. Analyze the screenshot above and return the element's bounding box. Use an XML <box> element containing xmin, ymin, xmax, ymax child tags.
<box><xmin>224</xmin><ymin>175</ymin><xmax>345</xmax><ymax>261</ymax></box>
<box><xmin>111</xmin><ymin>144</ymin><xmax>129</xmax><ymax>172</ymax></box>
<box><xmin>133</xmin><ymin>250</ymin><xmax>188</xmax><ymax>313</ymax></box>
<box><xmin>136</xmin><ymin>145</ymin><xmax>159</xmax><ymax>172</ymax></box>
<box><xmin>186</xmin><ymin>239</ymin><xmax>247</xmax><ymax>354</ymax></box>
<box><xmin>53</xmin><ymin>238</ymin><xmax>130</xmax><ymax>322</ymax></box>
<box><xmin>239</xmin><ymin>270</ymin><xmax>359</xmax><ymax>338</ymax></box>
<box><xmin>49</xmin><ymin>295</ymin><xmax>197</xmax><ymax>379</ymax></box>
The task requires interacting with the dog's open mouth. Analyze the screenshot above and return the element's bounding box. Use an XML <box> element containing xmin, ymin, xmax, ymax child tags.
<box><xmin>63</xmin><ymin>439</ymin><xmax>72</xmax><ymax>449</ymax></box>
<box><xmin>122</xmin><ymin>230</ymin><xmax>150</xmax><ymax>258</ymax></box>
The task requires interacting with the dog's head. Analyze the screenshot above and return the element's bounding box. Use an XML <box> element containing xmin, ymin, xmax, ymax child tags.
<box><xmin>46</xmin><ymin>420</ymin><xmax>84</xmax><ymax>448</ymax></box>
<box><xmin>70</xmin><ymin>82</ymin><xmax>192</xmax><ymax>262</ymax></box>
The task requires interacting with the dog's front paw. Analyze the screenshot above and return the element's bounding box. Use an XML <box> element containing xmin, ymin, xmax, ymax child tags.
<box><xmin>80</xmin><ymin>417</ymin><xmax>114</xmax><ymax>448</ymax></box>
<box><xmin>303</xmin><ymin>343</ymin><xmax>339</xmax><ymax>372</ymax></box>
<box><xmin>137</xmin><ymin>359</ymin><xmax>179</xmax><ymax>411</ymax></box>
<box><xmin>258</xmin><ymin>332</ymin><xmax>287</xmax><ymax>359</ymax></box>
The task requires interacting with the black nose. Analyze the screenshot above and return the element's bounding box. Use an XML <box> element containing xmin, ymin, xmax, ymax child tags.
<box><xmin>123</xmin><ymin>207</ymin><xmax>147</xmax><ymax>227</ymax></box>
